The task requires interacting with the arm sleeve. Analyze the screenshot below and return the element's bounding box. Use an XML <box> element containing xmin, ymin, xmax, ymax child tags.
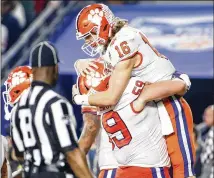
<box><xmin>49</xmin><ymin>100</ymin><xmax>78</xmax><ymax>153</ymax></box>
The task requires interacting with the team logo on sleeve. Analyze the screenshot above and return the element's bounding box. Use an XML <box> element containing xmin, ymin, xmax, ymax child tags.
<box><xmin>104</xmin><ymin>61</ymin><xmax>114</xmax><ymax>74</ymax></box>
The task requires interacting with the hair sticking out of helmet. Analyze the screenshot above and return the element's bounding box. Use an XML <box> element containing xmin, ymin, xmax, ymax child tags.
<box><xmin>76</xmin><ymin>4</ymin><xmax>116</xmax><ymax>57</ymax></box>
<box><xmin>2</xmin><ymin>66</ymin><xmax>32</xmax><ymax>120</ymax></box>
<box><xmin>77</xmin><ymin>61</ymin><xmax>111</xmax><ymax>96</ymax></box>
<box><xmin>101</xmin><ymin>4</ymin><xmax>116</xmax><ymax>25</ymax></box>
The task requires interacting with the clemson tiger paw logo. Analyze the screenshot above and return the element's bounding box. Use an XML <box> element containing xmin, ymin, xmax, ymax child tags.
<box><xmin>85</xmin><ymin>72</ymin><xmax>104</xmax><ymax>88</ymax></box>
<box><xmin>11</xmin><ymin>71</ymin><xmax>27</xmax><ymax>86</ymax></box>
<box><xmin>87</xmin><ymin>8</ymin><xmax>104</xmax><ymax>26</ymax></box>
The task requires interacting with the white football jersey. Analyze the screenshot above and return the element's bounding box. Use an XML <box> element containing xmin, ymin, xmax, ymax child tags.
<box><xmin>94</xmin><ymin>77</ymin><xmax>145</xmax><ymax>170</ymax></box>
<box><xmin>95</xmin><ymin>124</ymin><xmax>119</xmax><ymax>170</ymax></box>
<box><xmin>103</xmin><ymin>25</ymin><xmax>176</xmax><ymax>82</ymax></box>
<box><xmin>100</xmin><ymin>77</ymin><xmax>170</xmax><ymax>167</ymax></box>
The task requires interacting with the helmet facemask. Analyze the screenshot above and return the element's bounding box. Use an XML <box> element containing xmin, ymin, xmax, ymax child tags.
<box><xmin>2</xmin><ymin>83</ymin><xmax>12</xmax><ymax>121</ymax></box>
<box><xmin>77</xmin><ymin>26</ymin><xmax>106</xmax><ymax>57</ymax></box>
<box><xmin>2</xmin><ymin>82</ymin><xmax>17</xmax><ymax>120</ymax></box>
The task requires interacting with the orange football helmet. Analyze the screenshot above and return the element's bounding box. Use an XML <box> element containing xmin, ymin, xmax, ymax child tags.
<box><xmin>77</xmin><ymin>61</ymin><xmax>111</xmax><ymax>115</ymax></box>
<box><xmin>77</xmin><ymin>61</ymin><xmax>111</xmax><ymax>95</ymax></box>
<box><xmin>76</xmin><ymin>3</ymin><xmax>115</xmax><ymax>57</ymax></box>
<box><xmin>3</xmin><ymin>66</ymin><xmax>33</xmax><ymax>120</ymax></box>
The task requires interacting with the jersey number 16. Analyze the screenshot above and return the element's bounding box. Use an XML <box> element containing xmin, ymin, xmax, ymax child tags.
<box><xmin>115</xmin><ymin>41</ymin><xmax>131</xmax><ymax>58</ymax></box>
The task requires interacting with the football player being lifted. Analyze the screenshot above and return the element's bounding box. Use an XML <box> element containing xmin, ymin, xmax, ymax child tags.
<box><xmin>73</xmin><ymin>4</ymin><xmax>195</xmax><ymax>178</ymax></box>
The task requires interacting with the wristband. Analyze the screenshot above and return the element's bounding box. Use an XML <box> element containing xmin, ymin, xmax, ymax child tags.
<box><xmin>179</xmin><ymin>74</ymin><xmax>191</xmax><ymax>90</ymax></box>
<box><xmin>73</xmin><ymin>94</ymin><xmax>89</xmax><ymax>105</ymax></box>
<box><xmin>173</xmin><ymin>74</ymin><xmax>191</xmax><ymax>90</ymax></box>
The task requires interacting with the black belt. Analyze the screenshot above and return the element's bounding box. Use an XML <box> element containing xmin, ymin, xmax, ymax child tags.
<box><xmin>27</xmin><ymin>164</ymin><xmax>75</xmax><ymax>178</ymax></box>
<box><xmin>30</xmin><ymin>164</ymin><xmax>62</xmax><ymax>174</ymax></box>
<box><xmin>41</xmin><ymin>164</ymin><xmax>61</xmax><ymax>172</ymax></box>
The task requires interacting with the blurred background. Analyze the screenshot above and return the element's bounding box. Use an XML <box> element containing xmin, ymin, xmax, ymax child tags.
<box><xmin>1</xmin><ymin>1</ymin><xmax>213</xmax><ymax>178</ymax></box>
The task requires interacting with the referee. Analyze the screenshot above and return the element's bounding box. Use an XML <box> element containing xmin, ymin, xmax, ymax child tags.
<box><xmin>11</xmin><ymin>41</ymin><xmax>93</xmax><ymax>178</ymax></box>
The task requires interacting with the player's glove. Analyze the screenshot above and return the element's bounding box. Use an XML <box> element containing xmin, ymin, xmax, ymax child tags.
<box><xmin>72</xmin><ymin>84</ymin><xmax>89</xmax><ymax>105</ymax></box>
<box><xmin>74</xmin><ymin>58</ymin><xmax>98</xmax><ymax>77</ymax></box>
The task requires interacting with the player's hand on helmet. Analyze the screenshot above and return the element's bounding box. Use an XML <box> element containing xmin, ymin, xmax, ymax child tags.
<box><xmin>72</xmin><ymin>84</ymin><xmax>89</xmax><ymax>105</ymax></box>
<box><xmin>74</xmin><ymin>59</ymin><xmax>99</xmax><ymax>77</ymax></box>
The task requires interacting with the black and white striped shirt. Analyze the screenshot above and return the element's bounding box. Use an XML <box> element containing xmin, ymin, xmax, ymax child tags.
<box><xmin>11</xmin><ymin>81</ymin><xmax>78</xmax><ymax>171</ymax></box>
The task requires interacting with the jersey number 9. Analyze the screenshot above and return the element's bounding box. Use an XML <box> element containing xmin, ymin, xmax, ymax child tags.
<box><xmin>102</xmin><ymin>111</ymin><xmax>132</xmax><ymax>149</ymax></box>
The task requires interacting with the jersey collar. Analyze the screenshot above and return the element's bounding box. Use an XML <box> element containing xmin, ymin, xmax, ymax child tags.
<box><xmin>31</xmin><ymin>80</ymin><xmax>52</xmax><ymax>88</ymax></box>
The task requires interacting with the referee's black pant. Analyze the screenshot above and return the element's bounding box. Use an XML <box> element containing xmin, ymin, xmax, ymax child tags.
<box><xmin>26</xmin><ymin>165</ymin><xmax>75</xmax><ymax>178</ymax></box>
<box><xmin>30</xmin><ymin>172</ymin><xmax>66</xmax><ymax>178</ymax></box>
